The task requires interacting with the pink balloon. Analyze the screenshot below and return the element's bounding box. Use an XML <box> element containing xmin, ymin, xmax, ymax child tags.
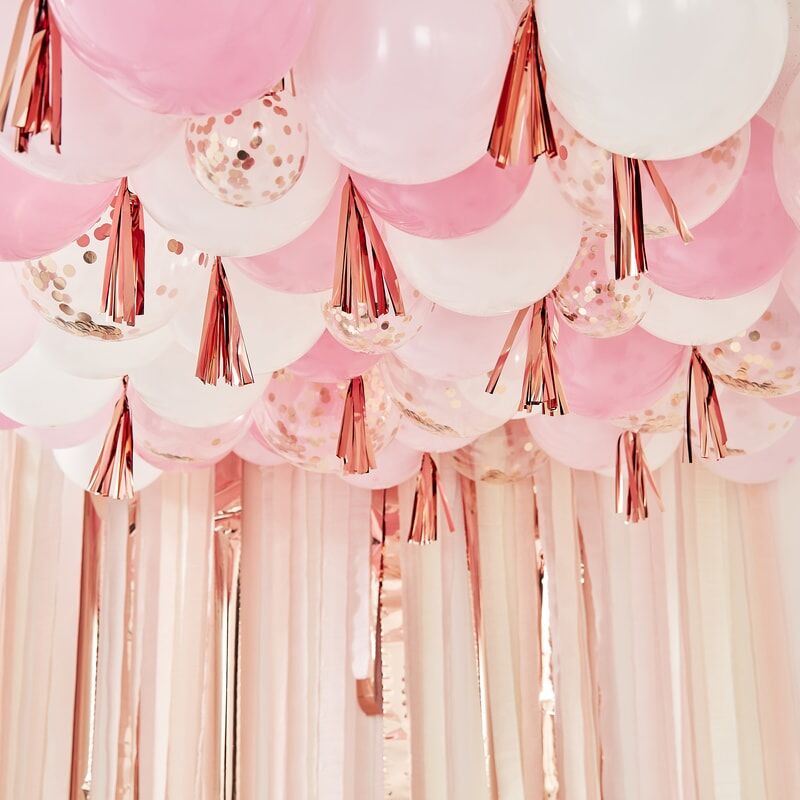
<box><xmin>18</xmin><ymin>398</ymin><xmax>115</xmax><ymax>449</ymax></box>
<box><xmin>0</xmin><ymin>412</ymin><xmax>21</xmax><ymax>431</ymax></box>
<box><xmin>289</xmin><ymin>332</ymin><xmax>380</xmax><ymax>383</ymax></box>
<box><xmin>0</xmin><ymin>268</ymin><xmax>40</xmax><ymax>372</ymax></box>
<box><xmin>51</xmin><ymin>0</ymin><xmax>316</xmax><ymax>115</ymax></box>
<box><xmin>342</xmin><ymin>438</ymin><xmax>423</xmax><ymax>489</ymax></box>
<box><xmin>557</xmin><ymin>321</ymin><xmax>688</xmax><ymax>419</ymax></box>
<box><xmin>527</xmin><ymin>413</ymin><xmax>622</xmax><ymax>471</ymax></box>
<box><xmin>767</xmin><ymin>393</ymin><xmax>800</xmax><ymax>416</ymax></box>
<box><xmin>395</xmin><ymin>418</ymin><xmax>476</xmax><ymax>454</ymax></box>
<box><xmin>0</xmin><ymin>156</ymin><xmax>114</xmax><ymax>261</ymax></box>
<box><xmin>234</xmin><ymin>425</ymin><xmax>287</xmax><ymax>467</ymax></box>
<box><xmin>716</xmin><ymin>386</ymin><xmax>794</xmax><ymax>455</ymax></box>
<box><xmin>647</xmin><ymin>117</ymin><xmax>798</xmax><ymax>299</ymax></box>
<box><xmin>352</xmin><ymin>155</ymin><xmax>532</xmax><ymax>239</ymax></box>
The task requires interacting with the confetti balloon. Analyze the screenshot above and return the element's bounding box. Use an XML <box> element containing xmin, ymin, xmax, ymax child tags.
<box><xmin>395</xmin><ymin>418</ymin><xmax>476</xmax><ymax>454</ymax></box>
<box><xmin>713</xmin><ymin>385</ymin><xmax>794</xmax><ymax>455</ymax></box>
<box><xmin>612</xmin><ymin>375</ymin><xmax>687</xmax><ymax>434</ymax></box>
<box><xmin>341</xmin><ymin>438</ymin><xmax>423</xmax><ymax>489</ymax></box>
<box><xmin>185</xmin><ymin>90</ymin><xmax>309</xmax><ymax>208</ymax></box>
<box><xmin>234</xmin><ymin>425</ymin><xmax>288</xmax><ymax>467</ymax></box>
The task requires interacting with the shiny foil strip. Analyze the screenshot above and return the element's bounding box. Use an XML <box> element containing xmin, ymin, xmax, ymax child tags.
<box><xmin>332</xmin><ymin>177</ymin><xmax>405</xmax><ymax>324</ymax></box>
<box><xmin>102</xmin><ymin>177</ymin><xmax>146</xmax><ymax>327</ymax></box>
<box><xmin>195</xmin><ymin>256</ymin><xmax>254</xmax><ymax>387</ymax></box>
<box><xmin>686</xmin><ymin>346</ymin><xmax>729</xmax><ymax>462</ymax></box>
<box><xmin>337</xmin><ymin>376</ymin><xmax>376</xmax><ymax>475</ymax></box>
<box><xmin>88</xmin><ymin>375</ymin><xmax>135</xmax><ymax>500</ymax></box>
<box><xmin>408</xmin><ymin>453</ymin><xmax>455</xmax><ymax>545</ymax></box>
<box><xmin>489</xmin><ymin>3</ymin><xmax>556</xmax><ymax>167</ymax></box>
<box><xmin>458</xmin><ymin>476</ymin><xmax>499</xmax><ymax>798</ymax></box>
<box><xmin>0</xmin><ymin>0</ymin><xmax>62</xmax><ymax>153</ymax></box>
<box><xmin>615</xmin><ymin>430</ymin><xmax>663</xmax><ymax>524</ymax></box>
<box><xmin>486</xmin><ymin>299</ymin><xmax>568</xmax><ymax>416</ymax></box>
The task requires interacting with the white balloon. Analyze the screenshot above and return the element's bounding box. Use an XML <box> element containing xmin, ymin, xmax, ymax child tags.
<box><xmin>0</xmin><ymin>344</ymin><xmax>118</xmax><ymax>426</ymax></box>
<box><xmin>130</xmin><ymin>132</ymin><xmax>341</xmax><ymax>257</ymax></box>
<box><xmin>640</xmin><ymin>275</ymin><xmax>780</xmax><ymax>346</ymax></box>
<box><xmin>538</xmin><ymin>0</ymin><xmax>787</xmax><ymax>159</ymax></box>
<box><xmin>759</xmin><ymin>0</ymin><xmax>800</xmax><ymax>125</ymax></box>
<box><xmin>130</xmin><ymin>343</ymin><xmax>267</xmax><ymax>427</ymax></box>
<box><xmin>173</xmin><ymin>261</ymin><xmax>326</xmax><ymax>374</ymax></box>
<box><xmin>385</xmin><ymin>165</ymin><xmax>582</xmax><ymax>315</ymax></box>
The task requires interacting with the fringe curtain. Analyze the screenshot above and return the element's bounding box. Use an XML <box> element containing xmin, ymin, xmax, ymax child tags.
<box><xmin>0</xmin><ymin>431</ymin><xmax>799</xmax><ymax>799</ymax></box>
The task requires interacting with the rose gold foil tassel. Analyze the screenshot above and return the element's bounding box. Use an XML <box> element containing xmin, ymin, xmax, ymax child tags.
<box><xmin>332</xmin><ymin>176</ymin><xmax>405</xmax><ymax>325</ymax></box>
<box><xmin>686</xmin><ymin>346</ymin><xmax>729</xmax><ymax>462</ymax></box>
<box><xmin>486</xmin><ymin>298</ymin><xmax>568</xmax><ymax>415</ymax></box>
<box><xmin>88</xmin><ymin>376</ymin><xmax>135</xmax><ymax>500</ymax></box>
<box><xmin>614</xmin><ymin>430</ymin><xmax>663</xmax><ymax>524</ymax></box>
<box><xmin>337</xmin><ymin>376</ymin><xmax>376</xmax><ymax>475</ymax></box>
<box><xmin>488</xmin><ymin>3</ymin><xmax>556</xmax><ymax>167</ymax></box>
<box><xmin>195</xmin><ymin>256</ymin><xmax>254</xmax><ymax>387</ymax></box>
<box><xmin>0</xmin><ymin>0</ymin><xmax>62</xmax><ymax>153</ymax></box>
<box><xmin>408</xmin><ymin>453</ymin><xmax>455</xmax><ymax>545</ymax></box>
<box><xmin>101</xmin><ymin>177</ymin><xmax>145</xmax><ymax>327</ymax></box>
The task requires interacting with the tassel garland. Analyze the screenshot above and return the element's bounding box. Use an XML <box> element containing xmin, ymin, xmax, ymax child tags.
<box><xmin>337</xmin><ymin>375</ymin><xmax>376</xmax><ymax>475</ymax></box>
<box><xmin>686</xmin><ymin>346</ymin><xmax>729</xmax><ymax>462</ymax></box>
<box><xmin>615</xmin><ymin>430</ymin><xmax>663</xmax><ymax>524</ymax></box>
<box><xmin>88</xmin><ymin>375</ymin><xmax>134</xmax><ymax>500</ymax></box>
<box><xmin>408</xmin><ymin>453</ymin><xmax>455</xmax><ymax>545</ymax></box>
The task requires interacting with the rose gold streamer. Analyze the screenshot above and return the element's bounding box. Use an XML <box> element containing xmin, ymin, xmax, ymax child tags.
<box><xmin>337</xmin><ymin>376</ymin><xmax>376</xmax><ymax>475</ymax></box>
<box><xmin>408</xmin><ymin>453</ymin><xmax>455</xmax><ymax>545</ymax></box>
<box><xmin>195</xmin><ymin>256</ymin><xmax>254</xmax><ymax>387</ymax></box>
<box><xmin>486</xmin><ymin>299</ymin><xmax>568</xmax><ymax>416</ymax></box>
<box><xmin>642</xmin><ymin>161</ymin><xmax>694</xmax><ymax>244</ymax></box>
<box><xmin>0</xmin><ymin>0</ymin><xmax>61</xmax><ymax>153</ymax></box>
<box><xmin>489</xmin><ymin>3</ymin><xmax>556</xmax><ymax>167</ymax></box>
<box><xmin>686</xmin><ymin>346</ymin><xmax>729</xmax><ymax>462</ymax></box>
<box><xmin>88</xmin><ymin>376</ymin><xmax>135</xmax><ymax>500</ymax></box>
<box><xmin>614</xmin><ymin>430</ymin><xmax>663</xmax><ymax>524</ymax></box>
<box><xmin>332</xmin><ymin>177</ymin><xmax>405</xmax><ymax>324</ymax></box>
<box><xmin>102</xmin><ymin>177</ymin><xmax>145</xmax><ymax>327</ymax></box>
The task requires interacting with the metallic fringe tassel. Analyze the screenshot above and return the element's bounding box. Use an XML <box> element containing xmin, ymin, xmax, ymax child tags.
<box><xmin>337</xmin><ymin>376</ymin><xmax>376</xmax><ymax>475</ymax></box>
<box><xmin>486</xmin><ymin>298</ymin><xmax>568</xmax><ymax>415</ymax></box>
<box><xmin>615</xmin><ymin>430</ymin><xmax>663</xmax><ymax>524</ymax></box>
<box><xmin>88</xmin><ymin>375</ymin><xmax>135</xmax><ymax>500</ymax></box>
<box><xmin>0</xmin><ymin>0</ymin><xmax>61</xmax><ymax>152</ymax></box>
<box><xmin>488</xmin><ymin>2</ymin><xmax>555</xmax><ymax>167</ymax></box>
<box><xmin>686</xmin><ymin>346</ymin><xmax>729</xmax><ymax>462</ymax></box>
<box><xmin>102</xmin><ymin>177</ymin><xmax>145</xmax><ymax>326</ymax></box>
<box><xmin>332</xmin><ymin>176</ymin><xmax>405</xmax><ymax>324</ymax></box>
<box><xmin>195</xmin><ymin>256</ymin><xmax>254</xmax><ymax>387</ymax></box>
<box><xmin>408</xmin><ymin>453</ymin><xmax>455</xmax><ymax>545</ymax></box>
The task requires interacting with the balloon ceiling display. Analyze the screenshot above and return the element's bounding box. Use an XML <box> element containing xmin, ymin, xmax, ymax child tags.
<box><xmin>0</xmin><ymin>0</ymin><xmax>796</xmax><ymax>511</ymax></box>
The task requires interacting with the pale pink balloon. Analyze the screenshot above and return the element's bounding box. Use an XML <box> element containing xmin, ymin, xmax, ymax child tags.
<box><xmin>715</xmin><ymin>386</ymin><xmax>794</xmax><ymax>455</ymax></box>
<box><xmin>0</xmin><ymin>412</ymin><xmax>20</xmax><ymax>430</ymax></box>
<box><xmin>646</xmin><ymin>117</ymin><xmax>798</xmax><ymax>299</ymax></box>
<box><xmin>18</xmin><ymin>398</ymin><xmax>115</xmax><ymax>449</ymax></box>
<box><xmin>0</xmin><ymin>267</ymin><xmax>40</xmax><ymax>372</ymax></box>
<box><xmin>557</xmin><ymin>320</ymin><xmax>688</xmax><ymax>419</ymax></box>
<box><xmin>395</xmin><ymin>418</ymin><xmax>476</xmax><ymax>454</ymax></box>
<box><xmin>341</xmin><ymin>438</ymin><xmax>423</xmax><ymax>489</ymax></box>
<box><xmin>234</xmin><ymin>425</ymin><xmax>288</xmax><ymax>467</ymax></box>
<box><xmin>352</xmin><ymin>155</ymin><xmax>532</xmax><ymax>239</ymax></box>
<box><xmin>51</xmin><ymin>0</ymin><xmax>316</xmax><ymax>115</ymax></box>
<box><xmin>289</xmin><ymin>332</ymin><xmax>380</xmax><ymax>383</ymax></box>
<box><xmin>0</xmin><ymin>156</ymin><xmax>114</xmax><ymax>261</ymax></box>
<box><xmin>767</xmin><ymin>393</ymin><xmax>800</xmax><ymax>416</ymax></box>
<box><xmin>527</xmin><ymin>413</ymin><xmax>622</xmax><ymax>472</ymax></box>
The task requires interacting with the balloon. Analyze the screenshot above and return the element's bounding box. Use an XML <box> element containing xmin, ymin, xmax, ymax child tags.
<box><xmin>234</xmin><ymin>425</ymin><xmax>288</xmax><ymax>467</ymax></box>
<box><xmin>537</xmin><ymin>0</ymin><xmax>787</xmax><ymax>159</ymax></box>
<box><xmin>289</xmin><ymin>332</ymin><xmax>379</xmax><ymax>383</ymax></box>
<box><xmin>767</xmin><ymin>393</ymin><xmax>800</xmax><ymax>416</ymax></box>
<box><xmin>19</xmin><ymin>399</ymin><xmax>115</xmax><ymax>449</ymax></box>
<box><xmin>130</xmin><ymin>132</ymin><xmax>341</xmax><ymax>257</ymax></box>
<box><xmin>713</xmin><ymin>385</ymin><xmax>794</xmax><ymax>455</ymax></box>
<box><xmin>646</xmin><ymin>117</ymin><xmax>798</xmax><ymax>299</ymax></box>
<box><xmin>352</xmin><ymin>155</ymin><xmax>532</xmax><ymax>239</ymax></box>
<box><xmin>760</xmin><ymin>0</ymin><xmax>800</xmax><ymax>125</ymax></box>
<box><xmin>395</xmin><ymin>418</ymin><xmax>476</xmax><ymax>454</ymax></box>
<box><xmin>0</xmin><ymin>267</ymin><xmax>40</xmax><ymax>372</ymax></box>
<box><xmin>557</xmin><ymin>322</ymin><xmax>688</xmax><ymax>419</ymax></box>
<box><xmin>50</xmin><ymin>0</ymin><xmax>315</xmax><ymax>115</ymax></box>
<box><xmin>252</xmin><ymin>368</ymin><xmax>399</xmax><ymax>473</ymax></box>
<box><xmin>527</xmin><ymin>413</ymin><xmax>620</xmax><ymax>471</ymax></box>
<box><xmin>552</xmin><ymin>230</ymin><xmax>652</xmax><ymax>338</ymax></box>
<box><xmin>595</xmin><ymin>430</ymin><xmax>682</xmax><ymax>478</ymax></box>
<box><xmin>0</xmin><ymin>412</ymin><xmax>21</xmax><ymax>431</ymax></box>
<box><xmin>782</xmin><ymin>237</ymin><xmax>800</xmax><ymax>314</ymax></box>
<box><xmin>774</xmin><ymin>66</ymin><xmax>800</xmax><ymax>231</ymax></box>
<box><xmin>701</xmin><ymin>289</ymin><xmax>800</xmax><ymax>398</ymax></box>
<box><xmin>341</xmin><ymin>438</ymin><xmax>423</xmax><ymax>489</ymax></box>
<box><xmin>0</xmin><ymin>345</ymin><xmax>118</xmax><ymax>426</ymax></box>
<box><xmin>0</xmin><ymin>155</ymin><xmax>114</xmax><ymax>262</ymax></box>
<box><xmin>640</xmin><ymin>275</ymin><xmax>781</xmax><ymax>347</ymax></box>
<box><xmin>612</xmin><ymin>374</ymin><xmax>687</xmax><ymax>434</ymax></box>
<box><xmin>386</xmin><ymin>164</ymin><xmax>582</xmax><ymax>315</ymax></box>
<box><xmin>185</xmin><ymin>89</ymin><xmax>309</xmax><ymax>208</ymax></box>
<box><xmin>298</xmin><ymin>0</ymin><xmax>513</xmax><ymax>183</ymax></box>
<box><xmin>130</xmin><ymin>344</ymin><xmax>267</xmax><ymax>428</ymax></box>
<box><xmin>0</xmin><ymin>36</ymin><xmax>179</xmax><ymax>184</ymax></box>
<box><xmin>173</xmin><ymin>262</ymin><xmax>325</xmax><ymax>374</ymax></box>
<box><xmin>16</xmin><ymin>210</ymin><xmax>201</xmax><ymax>340</ymax></box>
<box><xmin>394</xmin><ymin>305</ymin><xmax>514</xmax><ymax>380</ymax></box>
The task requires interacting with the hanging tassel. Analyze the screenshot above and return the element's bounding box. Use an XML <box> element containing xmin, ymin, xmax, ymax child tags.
<box><xmin>88</xmin><ymin>375</ymin><xmax>134</xmax><ymax>500</ymax></box>
<box><xmin>615</xmin><ymin>430</ymin><xmax>663</xmax><ymax>524</ymax></box>
<box><xmin>195</xmin><ymin>256</ymin><xmax>254</xmax><ymax>387</ymax></box>
<box><xmin>0</xmin><ymin>0</ymin><xmax>62</xmax><ymax>153</ymax></box>
<box><xmin>408</xmin><ymin>453</ymin><xmax>455</xmax><ymax>545</ymax></box>
<box><xmin>612</xmin><ymin>155</ymin><xmax>693</xmax><ymax>280</ymax></box>
<box><xmin>337</xmin><ymin>375</ymin><xmax>376</xmax><ymax>475</ymax></box>
<box><xmin>686</xmin><ymin>346</ymin><xmax>729</xmax><ymax>462</ymax></box>
<box><xmin>332</xmin><ymin>176</ymin><xmax>405</xmax><ymax>326</ymax></box>
<box><xmin>101</xmin><ymin>177</ymin><xmax>145</xmax><ymax>326</ymax></box>
<box><xmin>486</xmin><ymin>298</ymin><xmax>568</xmax><ymax>415</ymax></box>
<box><xmin>488</xmin><ymin>3</ymin><xmax>556</xmax><ymax>168</ymax></box>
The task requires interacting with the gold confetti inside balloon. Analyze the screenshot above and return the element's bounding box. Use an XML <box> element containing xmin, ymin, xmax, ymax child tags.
<box><xmin>185</xmin><ymin>89</ymin><xmax>308</xmax><ymax>208</ymax></box>
<box><xmin>612</xmin><ymin>374</ymin><xmax>688</xmax><ymax>433</ymax></box>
